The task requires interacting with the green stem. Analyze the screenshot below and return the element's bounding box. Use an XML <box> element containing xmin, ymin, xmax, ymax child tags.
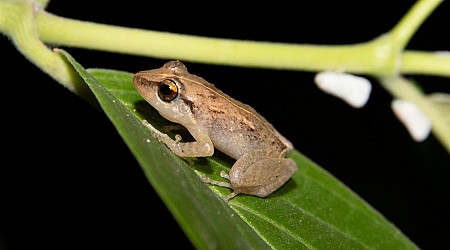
<box><xmin>0</xmin><ymin>1</ymin><xmax>91</xmax><ymax>101</ymax></box>
<box><xmin>34</xmin><ymin>0</ymin><xmax>50</xmax><ymax>8</ymax></box>
<box><xmin>36</xmin><ymin>12</ymin><xmax>382</xmax><ymax>73</ymax></box>
<box><xmin>377</xmin><ymin>0</ymin><xmax>450</xmax><ymax>153</ymax></box>
<box><xmin>379</xmin><ymin>77</ymin><xmax>450</xmax><ymax>152</ymax></box>
<box><xmin>34</xmin><ymin>11</ymin><xmax>447</xmax><ymax>77</ymax></box>
<box><xmin>402</xmin><ymin>51</ymin><xmax>450</xmax><ymax>77</ymax></box>
<box><xmin>1</xmin><ymin>1</ymin><xmax>448</xmax><ymax>82</ymax></box>
<box><xmin>0</xmin><ymin>1</ymin><xmax>68</xmax><ymax>84</ymax></box>
<box><xmin>389</xmin><ymin>0</ymin><xmax>443</xmax><ymax>50</ymax></box>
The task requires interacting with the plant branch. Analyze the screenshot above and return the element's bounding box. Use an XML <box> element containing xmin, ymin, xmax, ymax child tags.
<box><xmin>389</xmin><ymin>0</ymin><xmax>443</xmax><ymax>50</ymax></box>
<box><xmin>0</xmin><ymin>1</ymin><xmax>92</xmax><ymax>101</ymax></box>
<box><xmin>33</xmin><ymin>10</ymin><xmax>449</xmax><ymax>77</ymax></box>
<box><xmin>402</xmin><ymin>51</ymin><xmax>450</xmax><ymax>76</ymax></box>
<box><xmin>379</xmin><ymin>76</ymin><xmax>450</xmax><ymax>152</ymax></box>
<box><xmin>1</xmin><ymin>1</ymin><xmax>448</xmax><ymax>84</ymax></box>
<box><xmin>35</xmin><ymin>12</ymin><xmax>379</xmax><ymax>72</ymax></box>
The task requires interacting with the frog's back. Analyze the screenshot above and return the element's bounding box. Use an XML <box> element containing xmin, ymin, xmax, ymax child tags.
<box><xmin>179</xmin><ymin>73</ymin><xmax>293</xmax><ymax>160</ymax></box>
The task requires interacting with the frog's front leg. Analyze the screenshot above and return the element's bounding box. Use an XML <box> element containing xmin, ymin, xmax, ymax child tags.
<box><xmin>142</xmin><ymin>120</ymin><xmax>214</xmax><ymax>157</ymax></box>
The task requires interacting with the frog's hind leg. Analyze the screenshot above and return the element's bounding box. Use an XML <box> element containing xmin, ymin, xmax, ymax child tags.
<box><xmin>201</xmin><ymin>174</ymin><xmax>239</xmax><ymax>202</ymax></box>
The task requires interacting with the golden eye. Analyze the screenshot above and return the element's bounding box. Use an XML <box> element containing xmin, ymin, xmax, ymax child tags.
<box><xmin>158</xmin><ymin>79</ymin><xmax>178</xmax><ymax>102</ymax></box>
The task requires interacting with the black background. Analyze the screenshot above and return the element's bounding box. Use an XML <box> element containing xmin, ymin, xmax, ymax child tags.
<box><xmin>1</xmin><ymin>1</ymin><xmax>450</xmax><ymax>249</ymax></box>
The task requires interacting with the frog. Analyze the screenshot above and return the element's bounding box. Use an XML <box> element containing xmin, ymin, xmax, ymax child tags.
<box><xmin>133</xmin><ymin>61</ymin><xmax>298</xmax><ymax>202</ymax></box>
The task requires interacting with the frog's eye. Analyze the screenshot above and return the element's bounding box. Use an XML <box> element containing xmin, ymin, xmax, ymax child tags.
<box><xmin>158</xmin><ymin>79</ymin><xmax>178</xmax><ymax>102</ymax></box>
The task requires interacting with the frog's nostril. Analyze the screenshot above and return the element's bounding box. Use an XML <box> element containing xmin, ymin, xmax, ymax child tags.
<box><xmin>134</xmin><ymin>75</ymin><xmax>148</xmax><ymax>86</ymax></box>
<box><xmin>132</xmin><ymin>75</ymin><xmax>140</xmax><ymax>84</ymax></box>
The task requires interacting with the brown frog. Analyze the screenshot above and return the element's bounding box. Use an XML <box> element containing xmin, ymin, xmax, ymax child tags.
<box><xmin>133</xmin><ymin>61</ymin><xmax>298</xmax><ymax>201</ymax></box>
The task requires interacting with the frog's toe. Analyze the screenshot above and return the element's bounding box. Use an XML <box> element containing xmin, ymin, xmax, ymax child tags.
<box><xmin>220</xmin><ymin>171</ymin><xmax>230</xmax><ymax>180</ymax></box>
<box><xmin>222</xmin><ymin>191</ymin><xmax>239</xmax><ymax>202</ymax></box>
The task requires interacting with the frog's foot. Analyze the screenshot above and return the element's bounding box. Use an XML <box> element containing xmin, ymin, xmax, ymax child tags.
<box><xmin>220</xmin><ymin>171</ymin><xmax>230</xmax><ymax>180</ymax></box>
<box><xmin>143</xmin><ymin>120</ymin><xmax>181</xmax><ymax>140</ymax></box>
<box><xmin>142</xmin><ymin>119</ymin><xmax>213</xmax><ymax>158</ymax></box>
<box><xmin>201</xmin><ymin>174</ymin><xmax>239</xmax><ymax>202</ymax></box>
<box><xmin>142</xmin><ymin>120</ymin><xmax>164</xmax><ymax>137</ymax></box>
<box><xmin>174</xmin><ymin>134</ymin><xmax>182</xmax><ymax>143</ymax></box>
<box><xmin>222</xmin><ymin>191</ymin><xmax>239</xmax><ymax>202</ymax></box>
<box><xmin>201</xmin><ymin>175</ymin><xmax>232</xmax><ymax>188</ymax></box>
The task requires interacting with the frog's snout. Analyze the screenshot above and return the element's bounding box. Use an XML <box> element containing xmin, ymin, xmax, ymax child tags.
<box><xmin>132</xmin><ymin>74</ymin><xmax>155</xmax><ymax>101</ymax></box>
<box><xmin>133</xmin><ymin>73</ymin><xmax>146</xmax><ymax>87</ymax></box>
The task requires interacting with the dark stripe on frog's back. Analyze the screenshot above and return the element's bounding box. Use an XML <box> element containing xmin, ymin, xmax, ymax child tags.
<box><xmin>178</xmin><ymin>73</ymin><xmax>284</xmax><ymax>140</ymax></box>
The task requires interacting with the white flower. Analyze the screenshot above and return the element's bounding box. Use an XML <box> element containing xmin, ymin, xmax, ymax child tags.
<box><xmin>314</xmin><ymin>71</ymin><xmax>372</xmax><ymax>108</ymax></box>
<box><xmin>391</xmin><ymin>99</ymin><xmax>431</xmax><ymax>142</ymax></box>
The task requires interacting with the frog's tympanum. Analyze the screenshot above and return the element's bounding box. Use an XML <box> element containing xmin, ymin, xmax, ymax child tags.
<box><xmin>133</xmin><ymin>61</ymin><xmax>298</xmax><ymax>201</ymax></box>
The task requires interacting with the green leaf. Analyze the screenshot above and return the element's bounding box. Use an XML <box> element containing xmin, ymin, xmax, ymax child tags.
<box><xmin>59</xmin><ymin>50</ymin><xmax>418</xmax><ymax>249</ymax></box>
